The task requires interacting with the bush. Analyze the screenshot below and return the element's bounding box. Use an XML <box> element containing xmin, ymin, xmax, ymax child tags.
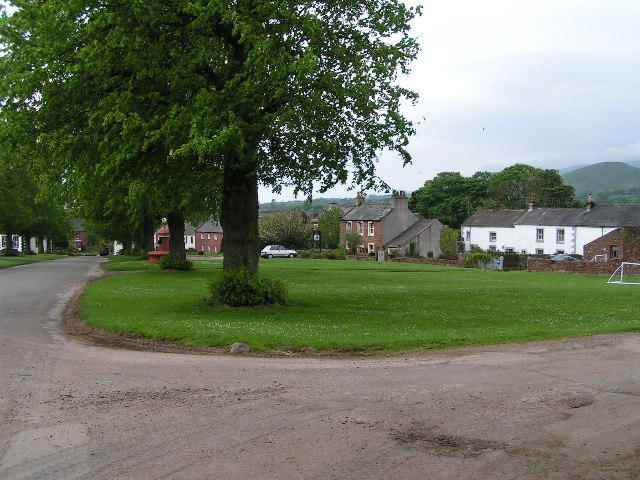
<box><xmin>209</xmin><ymin>268</ymin><xmax>288</xmax><ymax>307</ymax></box>
<box><xmin>464</xmin><ymin>252</ymin><xmax>492</xmax><ymax>268</ymax></box>
<box><xmin>159</xmin><ymin>255</ymin><xmax>194</xmax><ymax>271</ymax></box>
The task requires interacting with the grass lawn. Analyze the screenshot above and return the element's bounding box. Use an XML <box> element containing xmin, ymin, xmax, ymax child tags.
<box><xmin>80</xmin><ymin>258</ymin><xmax>640</xmax><ymax>353</ymax></box>
<box><xmin>0</xmin><ymin>254</ymin><xmax>66</xmax><ymax>269</ymax></box>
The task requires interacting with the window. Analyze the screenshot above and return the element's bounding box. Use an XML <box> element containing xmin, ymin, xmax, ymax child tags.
<box><xmin>556</xmin><ymin>250</ymin><xmax>565</xmax><ymax>254</ymax></box>
<box><xmin>1</xmin><ymin>235</ymin><xmax>5</xmax><ymax>248</ymax></box>
<box><xmin>368</xmin><ymin>243</ymin><xmax>375</xmax><ymax>253</ymax></box>
<box><xmin>368</xmin><ymin>222</ymin><xmax>375</xmax><ymax>236</ymax></box>
<box><xmin>357</xmin><ymin>221</ymin><xmax>364</xmax><ymax>234</ymax></box>
<box><xmin>207</xmin><ymin>234</ymin><xmax>211</xmax><ymax>240</ymax></box>
<box><xmin>13</xmin><ymin>236</ymin><xmax>19</xmax><ymax>249</ymax></box>
<box><xmin>535</xmin><ymin>248</ymin><xmax>544</xmax><ymax>255</ymax></box>
<box><xmin>488</xmin><ymin>245</ymin><xmax>497</xmax><ymax>252</ymax></box>
<box><xmin>465</xmin><ymin>230</ymin><xmax>471</xmax><ymax>241</ymax></box>
<box><xmin>346</xmin><ymin>221</ymin><xmax>352</xmax><ymax>230</ymax></box>
<box><xmin>190</xmin><ymin>236</ymin><xmax>194</xmax><ymax>244</ymax></box>
<box><xmin>536</xmin><ymin>228</ymin><xmax>544</xmax><ymax>242</ymax></box>
<box><xmin>200</xmin><ymin>233</ymin><xmax>204</xmax><ymax>239</ymax></box>
<box><xmin>556</xmin><ymin>229</ymin><xmax>565</xmax><ymax>243</ymax></box>
<box><xmin>611</xmin><ymin>245</ymin><xmax>619</xmax><ymax>259</ymax></box>
<box><xmin>489</xmin><ymin>231</ymin><xmax>497</xmax><ymax>242</ymax></box>
<box><xmin>214</xmin><ymin>234</ymin><xmax>218</xmax><ymax>241</ymax></box>
<box><xmin>214</xmin><ymin>246</ymin><xmax>218</xmax><ymax>253</ymax></box>
<box><xmin>505</xmin><ymin>248</ymin><xmax>514</xmax><ymax>253</ymax></box>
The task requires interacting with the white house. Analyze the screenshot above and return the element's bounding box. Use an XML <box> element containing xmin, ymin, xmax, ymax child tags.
<box><xmin>462</xmin><ymin>200</ymin><xmax>640</xmax><ymax>256</ymax></box>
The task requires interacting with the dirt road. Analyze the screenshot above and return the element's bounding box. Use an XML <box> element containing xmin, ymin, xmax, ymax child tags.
<box><xmin>1</xmin><ymin>257</ymin><xmax>639</xmax><ymax>479</ymax></box>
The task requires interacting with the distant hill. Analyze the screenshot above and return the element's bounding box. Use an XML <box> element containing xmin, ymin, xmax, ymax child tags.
<box><xmin>562</xmin><ymin>162</ymin><xmax>640</xmax><ymax>204</ymax></box>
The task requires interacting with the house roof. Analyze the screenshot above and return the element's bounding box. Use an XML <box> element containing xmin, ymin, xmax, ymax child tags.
<box><xmin>70</xmin><ymin>218</ymin><xmax>85</xmax><ymax>232</ymax></box>
<box><xmin>196</xmin><ymin>220</ymin><xmax>224</xmax><ymax>233</ymax></box>
<box><xmin>462</xmin><ymin>209</ymin><xmax>526</xmax><ymax>228</ymax></box>
<box><xmin>341</xmin><ymin>204</ymin><xmax>392</xmax><ymax>221</ymax></box>
<box><xmin>184</xmin><ymin>223</ymin><xmax>196</xmax><ymax>235</ymax></box>
<box><xmin>385</xmin><ymin>219</ymin><xmax>439</xmax><ymax>248</ymax></box>
<box><xmin>514</xmin><ymin>205</ymin><xmax>640</xmax><ymax>227</ymax></box>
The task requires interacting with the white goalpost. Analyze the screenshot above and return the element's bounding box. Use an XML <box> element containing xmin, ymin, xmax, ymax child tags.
<box><xmin>607</xmin><ymin>262</ymin><xmax>640</xmax><ymax>285</ymax></box>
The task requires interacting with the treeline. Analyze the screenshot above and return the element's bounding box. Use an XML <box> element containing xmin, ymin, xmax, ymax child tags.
<box><xmin>408</xmin><ymin>164</ymin><xmax>583</xmax><ymax>229</ymax></box>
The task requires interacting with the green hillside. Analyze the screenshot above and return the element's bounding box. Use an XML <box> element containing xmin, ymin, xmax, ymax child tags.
<box><xmin>562</xmin><ymin>162</ymin><xmax>640</xmax><ymax>203</ymax></box>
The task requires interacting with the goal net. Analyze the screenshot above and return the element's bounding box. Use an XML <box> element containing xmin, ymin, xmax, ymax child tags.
<box><xmin>607</xmin><ymin>262</ymin><xmax>640</xmax><ymax>285</ymax></box>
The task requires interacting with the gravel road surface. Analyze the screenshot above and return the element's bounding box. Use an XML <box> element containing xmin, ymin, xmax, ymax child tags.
<box><xmin>1</xmin><ymin>256</ymin><xmax>638</xmax><ymax>479</ymax></box>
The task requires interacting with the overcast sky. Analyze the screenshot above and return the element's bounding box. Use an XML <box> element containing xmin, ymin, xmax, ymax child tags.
<box><xmin>261</xmin><ymin>0</ymin><xmax>640</xmax><ymax>202</ymax></box>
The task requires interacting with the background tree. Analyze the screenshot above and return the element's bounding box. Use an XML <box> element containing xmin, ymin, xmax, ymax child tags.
<box><xmin>439</xmin><ymin>226</ymin><xmax>460</xmax><ymax>260</ymax></box>
<box><xmin>409</xmin><ymin>172</ymin><xmax>490</xmax><ymax>228</ymax></box>
<box><xmin>316</xmin><ymin>206</ymin><xmax>343</xmax><ymax>249</ymax></box>
<box><xmin>259</xmin><ymin>210</ymin><xmax>313</xmax><ymax>250</ymax></box>
<box><xmin>487</xmin><ymin>164</ymin><xmax>580</xmax><ymax>209</ymax></box>
<box><xmin>1</xmin><ymin>0</ymin><xmax>420</xmax><ymax>273</ymax></box>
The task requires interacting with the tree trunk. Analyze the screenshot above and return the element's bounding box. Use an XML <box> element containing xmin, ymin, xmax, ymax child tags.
<box><xmin>142</xmin><ymin>216</ymin><xmax>155</xmax><ymax>252</ymax></box>
<box><xmin>220</xmin><ymin>159</ymin><xmax>259</xmax><ymax>273</ymax></box>
<box><xmin>167</xmin><ymin>211</ymin><xmax>186</xmax><ymax>260</ymax></box>
<box><xmin>4</xmin><ymin>230</ymin><xmax>16</xmax><ymax>256</ymax></box>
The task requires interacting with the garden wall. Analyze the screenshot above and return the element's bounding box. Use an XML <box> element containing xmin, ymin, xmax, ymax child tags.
<box><xmin>345</xmin><ymin>255</ymin><xmax>463</xmax><ymax>267</ymax></box>
<box><xmin>526</xmin><ymin>258</ymin><xmax>619</xmax><ymax>275</ymax></box>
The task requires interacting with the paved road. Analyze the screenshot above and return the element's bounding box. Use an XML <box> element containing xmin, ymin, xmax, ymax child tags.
<box><xmin>1</xmin><ymin>257</ymin><xmax>639</xmax><ymax>479</ymax></box>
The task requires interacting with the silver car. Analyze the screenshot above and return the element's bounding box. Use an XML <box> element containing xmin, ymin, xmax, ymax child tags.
<box><xmin>260</xmin><ymin>245</ymin><xmax>298</xmax><ymax>258</ymax></box>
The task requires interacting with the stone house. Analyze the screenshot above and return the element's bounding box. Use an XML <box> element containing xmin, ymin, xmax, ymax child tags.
<box><xmin>340</xmin><ymin>191</ymin><xmax>442</xmax><ymax>257</ymax></box>
<box><xmin>583</xmin><ymin>227</ymin><xmax>640</xmax><ymax>262</ymax></box>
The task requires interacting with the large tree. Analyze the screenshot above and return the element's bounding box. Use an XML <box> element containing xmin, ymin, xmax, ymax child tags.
<box><xmin>487</xmin><ymin>164</ymin><xmax>580</xmax><ymax>209</ymax></box>
<box><xmin>409</xmin><ymin>171</ymin><xmax>490</xmax><ymax>229</ymax></box>
<box><xmin>1</xmin><ymin>1</ymin><xmax>420</xmax><ymax>272</ymax></box>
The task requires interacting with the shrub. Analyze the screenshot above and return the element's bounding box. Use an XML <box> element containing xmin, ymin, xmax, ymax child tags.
<box><xmin>159</xmin><ymin>255</ymin><xmax>194</xmax><ymax>271</ymax></box>
<box><xmin>209</xmin><ymin>268</ymin><xmax>288</xmax><ymax>307</ymax></box>
<box><xmin>464</xmin><ymin>252</ymin><xmax>492</xmax><ymax>268</ymax></box>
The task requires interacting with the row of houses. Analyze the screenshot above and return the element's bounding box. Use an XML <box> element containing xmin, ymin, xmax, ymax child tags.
<box><xmin>461</xmin><ymin>196</ymin><xmax>640</xmax><ymax>261</ymax></box>
<box><xmin>337</xmin><ymin>191</ymin><xmax>443</xmax><ymax>258</ymax></box>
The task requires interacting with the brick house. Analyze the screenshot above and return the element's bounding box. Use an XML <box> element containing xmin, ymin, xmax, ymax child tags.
<box><xmin>340</xmin><ymin>191</ymin><xmax>442</xmax><ymax>257</ymax></box>
<box><xmin>195</xmin><ymin>220</ymin><xmax>224</xmax><ymax>253</ymax></box>
<box><xmin>583</xmin><ymin>227</ymin><xmax>640</xmax><ymax>262</ymax></box>
<box><xmin>71</xmin><ymin>218</ymin><xmax>89</xmax><ymax>251</ymax></box>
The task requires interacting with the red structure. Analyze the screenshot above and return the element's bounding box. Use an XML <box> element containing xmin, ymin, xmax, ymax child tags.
<box><xmin>148</xmin><ymin>221</ymin><xmax>170</xmax><ymax>264</ymax></box>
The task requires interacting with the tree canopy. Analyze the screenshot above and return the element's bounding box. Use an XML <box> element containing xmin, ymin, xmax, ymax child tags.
<box><xmin>1</xmin><ymin>0</ymin><xmax>420</xmax><ymax>272</ymax></box>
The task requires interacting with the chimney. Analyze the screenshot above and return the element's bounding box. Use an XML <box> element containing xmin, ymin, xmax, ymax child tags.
<box><xmin>528</xmin><ymin>199</ymin><xmax>537</xmax><ymax>211</ymax></box>
<box><xmin>390</xmin><ymin>190</ymin><xmax>408</xmax><ymax>211</ymax></box>
<box><xmin>356</xmin><ymin>191</ymin><xmax>366</xmax><ymax>206</ymax></box>
<box><xmin>329</xmin><ymin>201</ymin><xmax>338</xmax><ymax>209</ymax></box>
<box><xmin>587</xmin><ymin>193</ymin><xmax>595</xmax><ymax>211</ymax></box>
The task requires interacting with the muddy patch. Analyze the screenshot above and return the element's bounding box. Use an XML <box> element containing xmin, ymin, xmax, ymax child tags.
<box><xmin>393</xmin><ymin>425</ymin><xmax>512</xmax><ymax>458</ymax></box>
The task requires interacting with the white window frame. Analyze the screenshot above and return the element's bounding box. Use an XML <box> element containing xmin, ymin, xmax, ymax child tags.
<box><xmin>488</xmin><ymin>245</ymin><xmax>497</xmax><ymax>252</ymax></box>
<box><xmin>536</xmin><ymin>228</ymin><xmax>544</xmax><ymax>243</ymax></box>
<box><xmin>214</xmin><ymin>234</ymin><xmax>218</xmax><ymax>241</ymax></box>
<box><xmin>556</xmin><ymin>228</ymin><xmax>565</xmax><ymax>244</ymax></box>
<box><xmin>200</xmin><ymin>233</ymin><xmax>204</xmax><ymax>239</ymax></box>
<box><xmin>465</xmin><ymin>230</ymin><xmax>471</xmax><ymax>241</ymax></box>
<box><xmin>535</xmin><ymin>248</ymin><xmax>544</xmax><ymax>255</ymax></box>
<box><xmin>489</xmin><ymin>231</ymin><xmax>497</xmax><ymax>243</ymax></box>
<box><xmin>357</xmin><ymin>221</ymin><xmax>364</xmax><ymax>234</ymax></box>
<box><xmin>368</xmin><ymin>243</ymin><xmax>375</xmax><ymax>253</ymax></box>
<box><xmin>346</xmin><ymin>221</ymin><xmax>352</xmax><ymax>230</ymax></box>
<box><xmin>368</xmin><ymin>222</ymin><xmax>375</xmax><ymax>236</ymax></box>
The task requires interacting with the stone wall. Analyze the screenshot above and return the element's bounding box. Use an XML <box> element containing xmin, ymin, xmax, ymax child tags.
<box><xmin>345</xmin><ymin>255</ymin><xmax>463</xmax><ymax>267</ymax></box>
<box><xmin>526</xmin><ymin>257</ymin><xmax>619</xmax><ymax>275</ymax></box>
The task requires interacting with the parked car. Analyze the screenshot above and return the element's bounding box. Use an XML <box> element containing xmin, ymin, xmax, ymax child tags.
<box><xmin>550</xmin><ymin>254</ymin><xmax>578</xmax><ymax>262</ymax></box>
<box><xmin>261</xmin><ymin>245</ymin><xmax>298</xmax><ymax>258</ymax></box>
